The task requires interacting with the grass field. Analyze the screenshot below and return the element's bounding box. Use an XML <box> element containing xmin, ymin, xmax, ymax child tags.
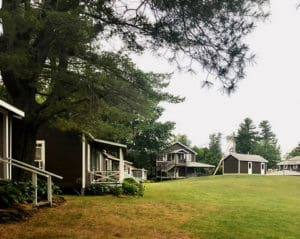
<box><xmin>0</xmin><ymin>175</ymin><xmax>299</xmax><ymax>239</ymax></box>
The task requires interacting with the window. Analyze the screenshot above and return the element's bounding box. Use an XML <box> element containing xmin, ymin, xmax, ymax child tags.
<box><xmin>248</xmin><ymin>162</ymin><xmax>252</xmax><ymax>169</ymax></box>
<box><xmin>35</xmin><ymin>140</ymin><xmax>45</xmax><ymax>170</ymax></box>
<box><xmin>292</xmin><ymin>165</ymin><xmax>298</xmax><ymax>169</ymax></box>
<box><xmin>284</xmin><ymin>165</ymin><xmax>288</xmax><ymax>169</ymax></box>
<box><xmin>261</xmin><ymin>164</ymin><xmax>264</xmax><ymax>170</ymax></box>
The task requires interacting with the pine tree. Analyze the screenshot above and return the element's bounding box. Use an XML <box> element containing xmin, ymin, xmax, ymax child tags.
<box><xmin>208</xmin><ymin>133</ymin><xmax>223</xmax><ymax>164</ymax></box>
<box><xmin>258</xmin><ymin>120</ymin><xmax>277</xmax><ymax>145</ymax></box>
<box><xmin>0</xmin><ymin>1</ymin><xmax>269</xmax><ymax>165</ymax></box>
<box><xmin>235</xmin><ymin>118</ymin><xmax>258</xmax><ymax>154</ymax></box>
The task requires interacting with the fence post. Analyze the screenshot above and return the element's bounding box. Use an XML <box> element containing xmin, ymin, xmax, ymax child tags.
<box><xmin>47</xmin><ymin>175</ymin><xmax>52</xmax><ymax>207</ymax></box>
<box><xmin>32</xmin><ymin>173</ymin><xmax>38</xmax><ymax>206</ymax></box>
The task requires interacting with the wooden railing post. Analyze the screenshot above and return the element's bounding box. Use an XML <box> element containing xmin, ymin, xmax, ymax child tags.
<box><xmin>32</xmin><ymin>172</ymin><xmax>38</xmax><ymax>206</ymax></box>
<box><xmin>47</xmin><ymin>176</ymin><xmax>52</xmax><ymax>207</ymax></box>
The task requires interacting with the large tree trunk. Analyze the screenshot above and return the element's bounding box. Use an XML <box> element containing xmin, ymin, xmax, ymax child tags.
<box><xmin>12</xmin><ymin>116</ymin><xmax>40</xmax><ymax>181</ymax></box>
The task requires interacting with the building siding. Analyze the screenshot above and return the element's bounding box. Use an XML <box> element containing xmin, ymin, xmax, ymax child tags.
<box><xmin>162</xmin><ymin>143</ymin><xmax>196</xmax><ymax>161</ymax></box>
<box><xmin>252</xmin><ymin>162</ymin><xmax>261</xmax><ymax>174</ymax></box>
<box><xmin>240</xmin><ymin>161</ymin><xmax>248</xmax><ymax>174</ymax></box>
<box><xmin>279</xmin><ymin>164</ymin><xmax>300</xmax><ymax>172</ymax></box>
<box><xmin>37</xmin><ymin>127</ymin><xmax>82</xmax><ymax>192</ymax></box>
<box><xmin>223</xmin><ymin>156</ymin><xmax>238</xmax><ymax>173</ymax></box>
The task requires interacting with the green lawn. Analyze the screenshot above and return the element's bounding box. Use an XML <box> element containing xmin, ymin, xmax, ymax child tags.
<box><xmin>1</xmin><ymin>176</ymin><xmax>299</xmax><ymax>239</ymax></box>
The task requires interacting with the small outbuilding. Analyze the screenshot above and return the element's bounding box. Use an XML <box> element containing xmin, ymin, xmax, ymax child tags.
<box><xmin>221</xmin><ymin>153</ymin><xmax>268</xmax><ymax>175</ymax></box>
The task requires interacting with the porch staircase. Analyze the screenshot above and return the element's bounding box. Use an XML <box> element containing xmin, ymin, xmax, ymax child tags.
<box><xmin>0</xmin><ymin>157</ymin><xmax>63</xmax><ymax>207</ymax></box>
<box><xmin>159</xmin><ymin>161</ymin><xmax>175</xmax><ymax>172</ymax></box>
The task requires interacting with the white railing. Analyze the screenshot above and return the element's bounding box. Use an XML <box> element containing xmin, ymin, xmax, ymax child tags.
<box><xmin>0</xmin><ymin>157</ymin><xmax>62</xmax><ymax>207</ymax></box>
<box><xmin>132</xmin><ymin>169</ymin><xmax>147</xmax><ymax>182</ymax></box>
<box><xmin>90</xmin><ymin>171</ymin><xmax>120</xmax><ymax>184</ymax></box>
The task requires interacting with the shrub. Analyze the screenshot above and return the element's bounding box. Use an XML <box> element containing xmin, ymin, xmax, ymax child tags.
<box><xmin>84</xmin><ymin>178</ymin><xmax>145</xmax><ymax>197</ymax></box>
<box><xmin>0</xmin><ymin>180</ymin><xmax>34</xmax><ymax>208</ymax></box>
<box><xmin>37</xmin><ymin>179</ymin><xmax>62</xmax><ymax>200</ymax></box>
<box><xmin>122</xmin><ymin>178</ymin><xmax>144</xmax><ymax>196</ymax></box>
<box><xmin>84</xmin><ymin>184</ymin><xmax>111</xmax><ymax>195</ymax></box>
<box><xmin>110</xmin><ymin>185</ymin><xmax>122</xmax><ymax>196</ymax></box>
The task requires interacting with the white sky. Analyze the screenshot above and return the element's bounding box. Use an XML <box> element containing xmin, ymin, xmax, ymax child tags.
<box><xmin>131</xmin><ymin>0</ymin><xmax>300</xmax><ymax>156</ymax></box>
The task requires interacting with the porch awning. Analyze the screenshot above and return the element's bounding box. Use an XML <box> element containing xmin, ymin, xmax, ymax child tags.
<box><xmin>103</xmin><ymin>151</ymin><xmax>120</xmax><ymax>162</ymax></box>
<box><xmin>186</xmin><ymin>162</ymin><xmax>215</xmax><ymax>168</ymax></box>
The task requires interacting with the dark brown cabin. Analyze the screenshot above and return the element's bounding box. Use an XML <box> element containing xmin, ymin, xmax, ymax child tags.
<box><xmin>36</xmin><ymin>126</ymin><xmax>127</xmax><ymax>194</ymax></box>
<box><xmin>222</xmin><ymin>153</ymin><xmax>268</xmax><ymax>175</ymax></box>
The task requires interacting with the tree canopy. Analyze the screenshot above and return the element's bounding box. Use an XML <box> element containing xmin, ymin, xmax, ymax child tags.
<box><xmin>235</xmin><ymin>118</ymin><xmax>258</xmax><ymax>154</ymax></box>
<box><xmin>235</xmin><ymin>118</ymin><xmax>280</xmax><ymax>168</ymax></box>
<box><xmin>0</xmin><ymin>0</ymin><xmax>269</xmax><ymax>164</ymax></box>
<box><xmin>286</xmin><ymin>144</ymin><xmax>300</xmax><ymax>159</ymax></box>
<box><xmin>172</xmin><ymin>134</ymin><xmax>192</xmax><ymax>147</ymax></box>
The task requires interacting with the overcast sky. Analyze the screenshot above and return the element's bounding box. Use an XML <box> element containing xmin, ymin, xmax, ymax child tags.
<box><xmin>132</xmin><ymin>0</ymin><xmax>300</xmax><ymax>156</ymax></box>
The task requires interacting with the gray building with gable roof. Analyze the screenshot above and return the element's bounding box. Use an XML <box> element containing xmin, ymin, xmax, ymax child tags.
<box><xmin>221</xmin><ymin>153</ymin><xmax>268</xmax><ymax>175</ymax></box>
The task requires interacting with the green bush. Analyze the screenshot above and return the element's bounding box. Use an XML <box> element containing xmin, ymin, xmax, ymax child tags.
<box><xmin>84</xmin><ymin>184</ymin><xmax>111</xmax><ymax>195</ymax></box>
<box><xmin>110</xmin><ymin>185</ymin><xmax>123</xmax><ymax>196</ymax></box>
<box><xmin>122</xmin><ymin>178</ymin><xmax>144</xmax><ymax>196</ymax></box>
<box><xmin>37</xmin><ymin>179</ymin><xmax>62</xmax><ymax>200</ymax></box>
<box><xmin>0</xmin><ymin>180</ymin><xmax>34</xmax><ymax>208</ymax></box>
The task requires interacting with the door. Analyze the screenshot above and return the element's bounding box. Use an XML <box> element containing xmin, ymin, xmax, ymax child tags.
<box><xmin>261</xmin><ymin>163</ymin><xmax>265</xmax><ymax>175</ymax></box>
<box><xmin>248</xmin><ymin>162</ymin><xmax>252</xmax><ymax>174</ymax></box>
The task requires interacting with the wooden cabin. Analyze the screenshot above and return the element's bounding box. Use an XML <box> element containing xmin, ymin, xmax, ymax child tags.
<box><xmin>36</xmin><ymin>127</ymin><xmax>127</xmax><ymax>194</ymax></box>
<box><xmin>156</xmin><ymin>142</ymin><xmax>215</xmax><ymax>180</ymax></box>
<box><xmin>277</xmin><ymin>156</ymin><xmax>300</xmax><ymax>174</ymax></box>
<box><xmin>222</xmin><ymin>153</ymin><xmax>268</xmax><ymax>175</ymax></box>
<box><xmin>0</xmin><ymin>99</ymin><xmax>62</xmax><ymax>206</ymax></box>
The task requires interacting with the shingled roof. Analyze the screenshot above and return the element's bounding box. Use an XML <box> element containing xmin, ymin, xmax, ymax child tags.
<box><xmin>278</xmin><ymin>156</ymin><xmax>300</xmax><ymax>165</ymax></box>
<box><xmin>229</xmin><ymin>153</ymin><xmax>268</xmax><ymax>163</ymax></box>
<box><xmin>186</xmin><ymin>161</ymin><xmax>215</xmax><ymax>168</ymax></box>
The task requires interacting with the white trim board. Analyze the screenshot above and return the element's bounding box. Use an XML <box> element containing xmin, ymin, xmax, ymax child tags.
<box><xmin>0</xmin><ymin>99</ymin><xmax>25</xmax><ymax>117</ymax></box>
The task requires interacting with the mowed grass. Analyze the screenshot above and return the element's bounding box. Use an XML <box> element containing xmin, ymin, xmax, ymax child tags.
<box><xmin>0</xmin><ymin>176</ymin><xmax>299</xmax><ymax>239</ymax></box>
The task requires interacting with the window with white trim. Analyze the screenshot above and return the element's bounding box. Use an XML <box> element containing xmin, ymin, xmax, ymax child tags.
<box><xmin>35</xmin><ymin>140</ymin><xmax>45</xmax><ymax>170</ymax></box>
<box><xmin>292</xmin><ymin>165</ymin><xmax>298</xmax><ymax>169</ymax></box>
<box><xmin>284</xmin><ymin>165</ymin><xmax>288</xmax><ymax>169</ymax></box>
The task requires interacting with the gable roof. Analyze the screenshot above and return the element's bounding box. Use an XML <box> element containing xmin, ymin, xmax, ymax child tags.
<box><xmin>0</xmin><ymin>99</ymin><xmax>25</xmax><ymax>118</ymax></box>
<box><xmin>278</xmin><ymin>156</ymin><xmax>300</xmax><ymax>165</ymax></box>
<box><xmin>226</xmin><ymin>153</ymin><xmax>268</xmax><ymax>163</ymax></box>
<box><xmin>87</xmin><ymin>133</ymin><xmax>127</xmax><ymax>149</ymax></box>
<box><xmin>164</xmin><ymin>141</ymin><xmax>197</xmax><ymax>155</ymax></box>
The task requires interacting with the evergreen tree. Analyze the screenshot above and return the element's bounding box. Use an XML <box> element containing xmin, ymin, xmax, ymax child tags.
<box><xmin>208</xmin><ymin>133</ymin><xmax>223</xmax><ymax>164</ymax></box>
<box><xmin>193</xmin><ymin>146</ymin><xmax>216</xmax><ymax>165</ymax></box>
<box><xmin>251</xmin><ymin>140</ymin><xmax>281</xmax><ymax>169</ymax></box>
<box><xmin>235</xmin><ymin>118</ymin><xmax>258</xmax><ymax>154</ymax></box>
<box><xmin>286</xmin><ymin>144</ymin><xmax>300</xmax><ymax>159</ymax></box>
<box><xmin>0</xmin><ymin>0</ymin><xmax>269</xmax><ymax>164</ymax></box>
<box><xmin>254</xmin><ymin>120</ymin><xmax>280</xmax><ymax>168</ymax></box>
<box><xmin>172</xmin><ymin>134</ymin><xmax>192</xmax><ymax>147</ymax></box>
<box><xmin>235</xmin><ymin>119</ymin><xmax>281</xmax><ymax>168</ymax></box>
<box><xmin>126</xmin><ymin>107</ymin><xmax>175</xmax><ymax>177</ymax></box>
<box><xmin>258</xmin><ymin>120</ymin><xmax>277</xmax><ymax>145</ymax></box>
